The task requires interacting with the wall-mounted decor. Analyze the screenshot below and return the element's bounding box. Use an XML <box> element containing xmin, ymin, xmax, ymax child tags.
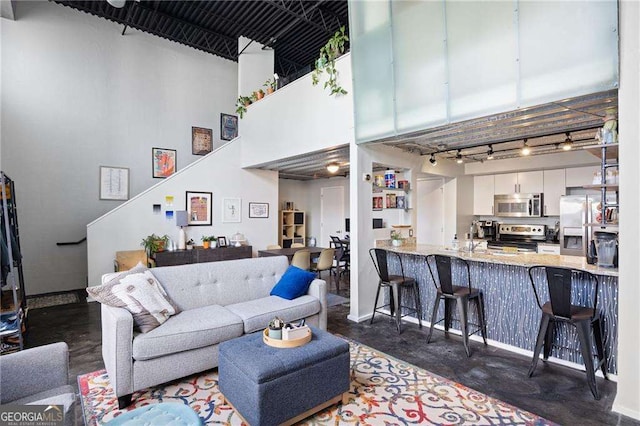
<box><xmin>152</xmin><ymin>148</ymin><xmax>177</xmax><ymax>178</ymax></box>
<box><xmin>222</xmin><ymin>198</ymin><xmax>241</xmax><ymax>223</ymax></box>
<box><xmin>217</xmin><ymin>236</ymin><xmax>228</xmax><ymax>247</ymax></box>
<box><xmin>186</xmin><ymin>191</ymin><xmax>212</xmax><ymax>226</ymax></box>
<box><xmin>220</xmin><ymin>114</ymin><xmax>238</xmax><ymax>141</ymax></box>
<box><xmin>372</xmin><ymin>196</ymin><xmax>383</xmax><ymax>211</ymax></box>
<box><xmin>192</xmin><ymin>126</ymin><xmax>213</xmax><ymax>155</ymax></box>
<box><xmin>99</xmin><ymin>166</ymin><xmax>129</xmax><ymax>201</ymax></box>
<box><xmin>249</xmin><ymin>202</ymin><xmax>269</xmax><ymax>218</ymax></box>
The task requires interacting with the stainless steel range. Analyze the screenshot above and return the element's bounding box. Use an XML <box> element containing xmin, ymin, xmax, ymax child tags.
<box><xmin>487</xmin><ymin>224</ymin><xmax>547</xmax><ymax>252</ymax></box>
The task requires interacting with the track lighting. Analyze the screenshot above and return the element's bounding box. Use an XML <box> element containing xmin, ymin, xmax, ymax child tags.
<box><xmin>486</xmin><ymin>145</ymin><xmax>494</xmax><ymax>160</ymax></box>
<box><xmin>107</xmin><ymin>0</ymin><xmax>127</xmax><ymax>7</ymax></box>
<box><xmin>562</xmin><ymin>132</ymin><xmax>573</xmax><ymax>151</ymax></box>
<box><xmin>429</xmin><ymin>154</ymin><xmax>437</xmax><ymax>166</ymax></box>
<box><xmin>455</xmin><ymin>150</ymin><xmax>463</xmax><ymax>164</ymax></box>
<box><xmin>521</xmin><ymin>139</ymin><xmax>531</xmax><ymax>156</ymax></box>
<box><xmin>326</xmin><ymin>163</ymin><xmax>339</xmax><ymax>173</ymax></box>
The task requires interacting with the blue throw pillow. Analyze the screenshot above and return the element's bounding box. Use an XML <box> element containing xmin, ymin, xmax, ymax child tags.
<box><xmin>270</xmin><ymin>266</ymin><xmax>316</xmax><ymax>300</ymax></box>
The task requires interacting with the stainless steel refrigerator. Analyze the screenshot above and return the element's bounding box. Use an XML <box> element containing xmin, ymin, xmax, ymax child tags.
<box><xmin>559</xmin><ymin>195</ymin><xmax>618</xmax><ymax>256</ymax></box>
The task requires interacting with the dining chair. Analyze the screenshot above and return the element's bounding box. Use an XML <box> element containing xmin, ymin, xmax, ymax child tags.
<box><xmin>310</xmin><ymin>248</ymin><xmax>335</xmax><ymax>284</ymax></box>
<box><xmin>291</xmin><ymin>243</ymin><xmax>305</xmax><ymax>248</ymax></box>
<box><xmin>266</xmin><ymin>244</ymin><xmax>282</xmax><ymax>250</ymax></box>
<box><xmin>290</xmin><ymin>250</ymin><xmax>310</xmax><ymax>270</ymax></box>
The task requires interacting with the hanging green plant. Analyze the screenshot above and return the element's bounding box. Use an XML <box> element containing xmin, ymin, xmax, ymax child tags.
<box><xmin>311</xmin><ymin>26</ymin><xmax>348</xmax><ymax>96</ymax></box>
<box><xmin>236</xmin><ymin>95</ymin><xmax>252</xmax><ymax>119</ymax></box>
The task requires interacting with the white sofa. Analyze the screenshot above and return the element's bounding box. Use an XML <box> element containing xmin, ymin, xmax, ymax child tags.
<box><xmin>99</xmin><ymin>256</ymin><xmax>327</xmax><ymax>408</ymax></box>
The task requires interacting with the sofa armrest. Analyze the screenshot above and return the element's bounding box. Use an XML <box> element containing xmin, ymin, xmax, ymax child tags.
<box><xmin>307</xmin><ymin>278</ymin><xmax>327</xmax><ymax>330</ymax></box>
<box><xmin>101</xmin><ymin>304</ymin><xmax>134</xmax><ymax>397</ymax></box>
<box><xmin>0</xmin><ymin>342</ymin><xmax>69</xmax><ymax>403</ymax></box>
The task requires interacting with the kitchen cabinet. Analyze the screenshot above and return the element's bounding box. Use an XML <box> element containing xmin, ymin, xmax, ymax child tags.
<box><xmin>494</xmin><ymin>171</ymin><xmax>543</xmax><ymax>194</ymax></box>
<box><xmin>154</xmin><ymin>246</ymin><xmax>253</xmax><ymax>267</ymax></box>
<box><xmin>473</xmin><ymin>175</ymin><xmax>495</xmax><ymax>215</ymax></box>
<box><xmin>543</xmin><ymin>169</ymin><xmax>566</xmax><ymax>216</ymax></box>
<box><xmin>565</xmin><ymin>166</ymin><xmax>599</xmax><ymax>187</ymax></box>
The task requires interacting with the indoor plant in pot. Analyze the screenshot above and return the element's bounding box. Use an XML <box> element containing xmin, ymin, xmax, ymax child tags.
<box><xmin>141</xmin><ymin>233</ymin><xmax>169</xmax><ymax>264</ymax></box>
<box><xmin>201</xmin><ymin>235</ymin><xmax>217</xmax><ymax>249</ymax></box>
<box><xmin>236</xmin><ymin>96</ymin><xmax>251</xmax><ymax>119</ymax></box>
<box><xmin>311</xmin><ymin>25</ymin><xmax>348</xmax><ymax>96</ymax></box>
<box><xmin>264</xmin><ymin>77</ymin><xmax>276</xmax><ymax>94</ymax></box>
<box><xmin>390</xmin><ymin>230</ymin><xmax>404</xmax><ymax>247</ymax></box>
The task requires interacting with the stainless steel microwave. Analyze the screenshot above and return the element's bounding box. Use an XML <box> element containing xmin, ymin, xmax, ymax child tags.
<box><xmin>494</xmin><ymin>193</ymin><xmax>543</xmax><ymax>217</ymax></box>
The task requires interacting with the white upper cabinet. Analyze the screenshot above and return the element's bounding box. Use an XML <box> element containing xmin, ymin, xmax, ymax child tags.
<box><xmin>494</xmin><ymin>173</ymin><xmax>518</xmax><ymax>194</ymax></box>
<box><xmin>543</xmin><ymin>169</ymin><xmax>566</xmax><ymax>216</ymax></box>
<box><xmin>494</xmin><ymin>171</ymin><xmax>543</xmax><ymax>194</ymax></box>
<box><xmin>473</xmin><ymin>175</ymin><xmax>495</xmax><ymax>215</ymax></box>
<box><xmin>565</xmin><ymin>166</ymin><xmax>600</xmax><ymax>187</ymax></box>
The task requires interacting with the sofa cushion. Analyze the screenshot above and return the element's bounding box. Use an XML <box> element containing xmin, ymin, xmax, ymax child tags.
<box><xmin>225</xmin><ymin>295</ymin><xmax>321</xmax><ymax>333</ymax></box>
<box><xmin>270</xmin><ymin>266</ymin><xmax>316</xmax><ymax>300</ymax></box>
<box><xmin>132</xmin><ymin>305</ymin><xmax>243</xmax><ymax>361</ymax></box>
<box><xmin>89</xmin><ymin>270</ymin><xmax>180</xmax><ymax>333</ymax></box>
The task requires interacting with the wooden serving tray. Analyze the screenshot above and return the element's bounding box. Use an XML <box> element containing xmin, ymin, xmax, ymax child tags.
<box><xmin>263</xmin><ymin>328</ymin><xmax>311</xmax><ymax>348</ymax></box>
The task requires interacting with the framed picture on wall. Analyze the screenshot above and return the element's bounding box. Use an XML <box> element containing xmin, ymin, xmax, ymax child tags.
<box><xmin>222</xmin><ymin>198</ymin><xmax>241</xmax><ymax>223</ymax></box>
<box><xmin>220</xmin><ymin>114</ymin><xmax>238</xmax><ymax>141</ymax></box>
<box><xmin>192</xmin><ymin>126</ymin><xmax>213</xmax><ymax>155</ymax></box>
<box><xmin>99</xmin><ymin>166</ymin><xmax>129</xmax><ymax>200</ymax></box>
<box><xmin>152</xmin><ymin>148</ymin><xmax>177</xmax><ymax>178</ymax></box>
<box><xmin>249</xmin><ymin>202</ymin><xmax>269</xmax><ymax>218</ymax></box>
<box><xmin>186</xmin><ymin>191</ymin><xmax>212</xmax><ymax>225</ymax></box>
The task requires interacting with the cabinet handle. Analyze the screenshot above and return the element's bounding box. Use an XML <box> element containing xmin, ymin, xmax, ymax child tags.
<box><xmin>544</xmin><ymin>205</ymin><xmax>547</xmax><ymax>215</ymax></box>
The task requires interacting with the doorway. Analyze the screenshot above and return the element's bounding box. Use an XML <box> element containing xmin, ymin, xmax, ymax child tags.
<box><xmin>320</xmin><ymin>186</ymin><xmax>345</xmax><ymax>248</ymax></box>
<box><xmin>417</xmin><ymin>178</ymin><xmax>445</xmax><ymax>246</ymax></box>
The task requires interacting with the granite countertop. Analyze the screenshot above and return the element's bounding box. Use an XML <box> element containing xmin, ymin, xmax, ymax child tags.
<box><xmin>383</xmin><ymin>244</ymin><xmax>619</xmax><ymax>277</ymax></box>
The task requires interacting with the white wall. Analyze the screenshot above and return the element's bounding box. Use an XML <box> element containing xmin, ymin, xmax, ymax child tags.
<box><xmin>1</xmin><ymin>1</ymin><xmax>237</xmax><ymax>294</ymax></box>
<box><xmin>240</xmin><ymin>54</ymin><xmax>354</xmax><ymax>167</ymax></box>
<box><xmin>613</xmin><ymin>1</ymin><xmax>640</xmax><ymax>420</ymax></box>
<box><xmin>238</xmin><ymin>36</ymin><xmax>274</xmax><ymax>97</ymax></box>
<box><xmin>87</xmin><ymin>140</ymin><xmax>278</xmax><ymax>287</ymax></box>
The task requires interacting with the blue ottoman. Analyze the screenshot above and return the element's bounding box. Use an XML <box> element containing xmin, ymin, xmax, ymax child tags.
<box><xmin>218</xmin><ymin>326</ymin><xmax>350</xmax><ymax>426</ymax></box>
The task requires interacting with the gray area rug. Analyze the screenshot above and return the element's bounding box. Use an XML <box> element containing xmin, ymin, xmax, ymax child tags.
<box><xmin>326</xmin><ymin>293</ymin><xmax>349</xmax><ymax>307</ymax></box>
<box><xmin>28</xmin><ymin>292</ymin><xmax>83</xmax><ymax>309</ymax></box>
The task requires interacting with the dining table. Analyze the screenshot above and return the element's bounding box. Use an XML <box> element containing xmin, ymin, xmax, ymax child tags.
<box><xmin>257</xmin><ymin>246</ymin><xmax>327</xmax><ymax>262</ymax></box>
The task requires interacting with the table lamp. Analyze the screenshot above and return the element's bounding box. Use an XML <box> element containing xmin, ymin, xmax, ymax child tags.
<box><xmin>176</xmin><ymin>211</ymin><xmax>188</xmax><ymax>250</ymax></box>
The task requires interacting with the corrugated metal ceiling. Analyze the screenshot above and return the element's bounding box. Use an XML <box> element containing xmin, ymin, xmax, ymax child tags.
<box><xmin>53</xmin><ymin>0</ymin><xmax>349</xmax><ymax>80</ymax></box>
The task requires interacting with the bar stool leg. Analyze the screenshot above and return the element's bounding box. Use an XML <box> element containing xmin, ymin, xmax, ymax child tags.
<box><xmin>457</xmin><ymin>296</ymin><xmax>471</xmax><ymax>357</ymax></box>
<box><xmin>576</xmin><ymin>320</ymin><xmax>600</xmax><ymax>400</ymax></box>
<box><xmin>392</xmin><ymin>283</ymin><xmax>402</xmax><ymax>333</ymax></box>
<box><xmin>444</xmin><ymin>298</ymin><xmax>453</xmax><ymax>333</ymax></box>
<box><xmin>427</xmin><ymin>295</ymin><xmax>441</xmax><ymax>343</ymax></box>
<box><xmin>369</xmin><ymin>281</ymin><xmax>383</xmax><ymax>325</ymax></box>
<box><xmin>529</xmin><ymin>313</ymin><xmax>551</xmax><ymax>377</ymax></box>
<box><xmin>412</xmin><ymin>284</ymin><xmax>422</xmax><ymax>328</ymax></box>
<box><xmin>475</xmin><ymin>293</ymin><xmax>488</xmax><ymax>345</ymax></box>
<box><xmin>543</xmin><ymin>320</ymin><xmax>554</xmax><ymax>361</ymax></box>
<box><xmin>592</xmin><ymin>316</ymin><xmax>608</xmax><ymax>379</ymax></box>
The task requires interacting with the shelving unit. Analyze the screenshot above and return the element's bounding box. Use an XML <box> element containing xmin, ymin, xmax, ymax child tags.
<box><xmin>1</xmin><ymin>172</ymin><xmax>26</xmax><ymax>354</ymax></box>
<box><xmin>280</xmin><ymin>210</ymin><xmax>305</xmax><ymax>248</ymax></box>
<box><xmin>583</xmin><ymin>143</ymin><xmax>619</xmax><ymax>228</ymax></box>
<box><xmin>372</xmin><ymin>185</ymin><xmax>411</xmax><ymax>211</ymax></box>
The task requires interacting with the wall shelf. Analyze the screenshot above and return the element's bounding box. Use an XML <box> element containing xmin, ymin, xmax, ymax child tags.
<box><xmin>583</xmin><ymin>143</ymin><xmax>619</xmax><ymax>160</ymax></box>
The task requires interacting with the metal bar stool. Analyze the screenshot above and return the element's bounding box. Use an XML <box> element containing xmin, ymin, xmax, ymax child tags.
<box><xmin>528</xmin><ymin>266</ymin><xmax>607</xmax><ymax>399</ymax></box>
<box><xmin>369</xmin><ymin>248</ymin><xmax>422</xmax><ymax>334</ymax></box>
<box><xmin>425</xmin><ymin>254</ymin><xmax>487</xmax><ymax>357</ymax></box>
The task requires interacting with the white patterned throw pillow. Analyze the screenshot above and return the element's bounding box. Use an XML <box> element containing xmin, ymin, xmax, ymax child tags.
<box><xmin>88</xmin><ymin>268</ymin><xmax>179</xmax><ymax>333</ymax></box>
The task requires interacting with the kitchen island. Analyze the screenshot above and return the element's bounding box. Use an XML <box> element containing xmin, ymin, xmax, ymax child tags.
<box><xmin>379</xmin><ymin>244</ymin><xmax>618</xmax><ymax>374</ymax></box>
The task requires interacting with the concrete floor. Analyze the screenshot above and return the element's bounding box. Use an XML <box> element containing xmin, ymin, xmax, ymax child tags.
<box><xmin>23</xmin><ymin>284</ymin><xmax>639</xmax><ymax>426</ymax></box>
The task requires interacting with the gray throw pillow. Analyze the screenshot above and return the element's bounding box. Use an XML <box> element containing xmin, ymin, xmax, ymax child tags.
<box><xmin>88</xmin><ymin>265</ymin><xmax>180</xmax><ymax>333</ymax></box>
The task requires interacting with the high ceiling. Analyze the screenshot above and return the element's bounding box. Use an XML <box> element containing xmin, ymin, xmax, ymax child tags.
<box><xmin>54</xmin><ymin>0</ymin><xmax>349</xmax><ymax>80</ymax></box>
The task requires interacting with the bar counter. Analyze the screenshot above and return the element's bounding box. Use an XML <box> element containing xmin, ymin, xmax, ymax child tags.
<box><xmin>378</xmin><ymin>244</ymin><xmax>619</xmax><ymax>374</ymax></box>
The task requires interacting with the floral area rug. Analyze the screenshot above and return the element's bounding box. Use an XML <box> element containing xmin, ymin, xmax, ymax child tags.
<box><xmin>78</xmin><ymin>339</ymin><xmax>556</xmax><ymax>425</ymax></box>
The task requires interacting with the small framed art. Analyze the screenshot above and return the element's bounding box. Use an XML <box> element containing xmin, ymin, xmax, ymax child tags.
<box><xmin>186</xmin><ymin>191</ymin><xmax>212</xmax><ymax>226</ymax></box>
<box><xmin>99</xmin><ymin>166</ymin><xmax>129</xmax><ymax>200</ymax></box>
<box><xmin>249</xmin><ymin>202</ymin><xmax>269</xmax><ymax>218</ymax></box>
<box><xmin>152</xmin><ymin>148</ymin><xmax>177</xmax><ymax>178</ymax></box>
<box><xmin>192</xmin><ymin>126</ymin><xmax>213</xmax><ymax>155</ymax></box>
<box><xmin>220</xmin><ymin>114</ymin><xmax>238</xmax><ymax>141</ymax></box>
<box><xmin>217</xmin><ymin>236</ymin><xmax>228</xmax><ymax>247</ymax></box>
<box><xmin>222</xmin><ymin>198</ymin><xmax>241</xmax><ymax>223</ymax></box>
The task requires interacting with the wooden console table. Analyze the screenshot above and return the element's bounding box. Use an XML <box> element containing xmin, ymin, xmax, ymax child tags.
<box><xmin>154</xmin><ymin>246</ymin><xmax>252</xmax><ymax>267</ymax></box>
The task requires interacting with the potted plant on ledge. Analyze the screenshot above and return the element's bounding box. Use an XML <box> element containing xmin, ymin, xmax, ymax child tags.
<box><xmin>390</xmin><ymin>230</ymin><xmax>404</xmax><ymax>247</ymax></box>
<box><xmin>141</xmin><ymin>234</ymin><xmax>169</xmax><ymax>265</ymax></box>
<box><xmin>201</xmin><ymin>235</ymin><xmax>217</xmax><ymax>249</ymax></box>
<box><xmin>264</xmin><ymin>77</ymin><xmax>276</xmax><ymax>94</ymax></box>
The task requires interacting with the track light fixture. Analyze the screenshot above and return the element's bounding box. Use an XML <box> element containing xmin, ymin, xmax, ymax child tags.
<box><xmin>455</xmin><ymin>150</ymin><xmax>463</xmax><ymax>164</ymax></box>
<box><xmin>429</xmin><ymin>154</ymin><xmax>437</xmax><ymax>166</ymax></box>
<box><xmin>326</xmin><ymin>163</ymin><xmax>339</xmax><ymax>173</ymax></box>
<box><xmin>486</xmin><ymin>145</ymin><xmax>494</xmax><ymax>160</ymax></box>
<box><xmin>521</xmin><ymin>139</ymin><xmax>531</xmax><ymax>156</ymax></box>
<box><xmin>562</xmin><ymin>132</ymin><xmax>573</xmax><ymax>151</ymax></box>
